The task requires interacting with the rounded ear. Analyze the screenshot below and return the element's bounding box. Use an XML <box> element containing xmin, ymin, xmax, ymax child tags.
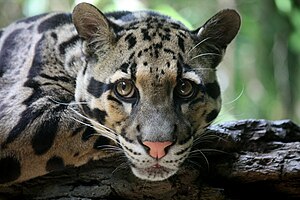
<box><xmin>196</xmin><ymin>9</ymin><xmax>241</xmax><ymax>48</ymax></box>
<box><xmin>72</xmin><ymin>3</ymin><xmax>116</xmax><ymax>46</ymax></box>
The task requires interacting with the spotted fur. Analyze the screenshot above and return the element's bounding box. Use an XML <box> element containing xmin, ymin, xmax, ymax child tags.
<box><xmin>0</xmin><ymin>3</ymin><xmax>240</xmax><ymax>185</ymax></box>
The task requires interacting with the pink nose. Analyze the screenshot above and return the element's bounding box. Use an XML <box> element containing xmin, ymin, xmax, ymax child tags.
<box><xmin>143</xmin><ymin>141</ymin><xmax>173</xmax><ymax>159</ymax></box>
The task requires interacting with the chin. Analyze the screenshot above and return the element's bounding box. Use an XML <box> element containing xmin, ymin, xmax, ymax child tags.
<box><xmin>131</xmin><ymin>165</ymin><xmax>178</xmax><ymax>181</ymax></box>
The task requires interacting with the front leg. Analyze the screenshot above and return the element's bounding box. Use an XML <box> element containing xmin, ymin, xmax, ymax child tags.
<box><xmin>0</xmin><ymin>97</ymin><xmax>115</xmax><ymax>185</ymax></box>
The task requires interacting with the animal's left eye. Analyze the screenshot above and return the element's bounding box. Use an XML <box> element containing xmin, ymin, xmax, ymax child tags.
<box><xmin>174</xmin><ymin>79</ymin><xmax>195</xmax><ymax>99</ymax></box>
<box><xmin>114</xmin><ymin>79</ymin><xmax>136</xmax><ymax>99</ymax></box>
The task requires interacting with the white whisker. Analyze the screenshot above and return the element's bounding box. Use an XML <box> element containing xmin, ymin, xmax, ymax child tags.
<box><xmin>69</xmin><ymin>106</ymin><xmax>116</xmax><ymax>135</ymax></box>
<box><xmin>186</xmin><ymin>159</ymin><xmax>203</xmax><ymax>170</ymax></box>
<box><xmin>188</xmin><ymin>37</ymin><xmax>212</xmax><ymax>55</ymax></box>
<box><xmin>223</xmin><ymin>86</ymin><xmax>245</xmax><ymax>105</ymax></box>
<box><xmin>188</xmin><ymin>150</ymin><xmax>209</xmax><ymax>169</ymax></box>
<box><xmin>70</xmin><ymin>116</ymin><xmax>118</xmax><ymax>144</ymax></box>
<box><xmin>112</xmin><ymin>162</ymin><xmax>130</xmax><ymax>175</ymax></box>
<box><xmin>49</xmin><ymin>97</ymin><xmax>120</xmax><ymax>145</ymax></box>
<box><xmin>48</xmin><ymin>97</ymin><xmax>88</xmax><ymax>106</ymax></box>
<box><xmin>190</xmin><ymin>52</ymin><xmax>222</xmax><ymax>61</ymax></box>
<box><xmin>190</xmin><ymin>148</ymin><xmax>227</xmax><ymax>154</ymax></box>
<box><xmin>98</xmin><ymin>145</ymin><xmax>123</xmax><ymax>152</ymax></box>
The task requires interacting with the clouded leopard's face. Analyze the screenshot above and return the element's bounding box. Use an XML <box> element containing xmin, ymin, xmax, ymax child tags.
<box><xmin>73</xmin><ymin>3</ymin><xmax>240</xmax><ymax>181</ymax></box>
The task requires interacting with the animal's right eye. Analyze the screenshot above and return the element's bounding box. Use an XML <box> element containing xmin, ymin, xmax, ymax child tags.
<box><xmin>174</xmin><ymin>79</ymin><xmax>196</xmax><ymax>100</ymax></box>
<box><xmin>114</xmin><ymin>79</ymin><xmax>137</xmax><ymax>102</ymax></box>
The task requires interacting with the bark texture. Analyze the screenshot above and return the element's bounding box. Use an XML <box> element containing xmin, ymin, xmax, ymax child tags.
<box><xmin>0</xmin><ymin>119</ymin><xmax>299</xmax><ymax>200</ymax></box>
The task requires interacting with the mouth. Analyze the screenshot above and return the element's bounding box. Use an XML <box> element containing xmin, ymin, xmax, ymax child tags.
<box><xmin>131</xmin><ymin>163</ymin><xmax>178</xmax><ymax>181</ymax></box>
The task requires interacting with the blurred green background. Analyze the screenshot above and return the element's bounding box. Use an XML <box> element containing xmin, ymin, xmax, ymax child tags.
<box><xmin>0</xmin><ymin>0</ymin><xmax>299</xmax><ymax>124</ymax></box>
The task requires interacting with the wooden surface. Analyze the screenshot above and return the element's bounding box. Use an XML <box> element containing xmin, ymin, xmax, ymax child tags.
<box><xmin>0</xmin><ymin>119</ymin><xmax>299</xmax><ymax>200</ymax></box>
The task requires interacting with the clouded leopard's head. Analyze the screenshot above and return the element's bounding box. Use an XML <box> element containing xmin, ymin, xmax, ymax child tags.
<box><xmin>72</xmin><ymin>3</ymin><xmax>240</xmax><ymax>181</ymax></box>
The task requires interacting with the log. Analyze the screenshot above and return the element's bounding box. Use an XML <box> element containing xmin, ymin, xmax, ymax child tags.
<box><xmin>0</xmin><ymin>119</ymin><xmax>299</xmax><ymax>200</ymax></box>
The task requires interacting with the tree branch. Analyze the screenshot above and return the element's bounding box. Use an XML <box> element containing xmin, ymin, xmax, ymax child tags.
<box><xmin>1</xmin><ymin>119</ymin><xmax>299</xmax><ymax>199</ymax></box>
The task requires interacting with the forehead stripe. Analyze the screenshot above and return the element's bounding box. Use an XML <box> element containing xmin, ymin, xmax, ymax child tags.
<box><xmin>130</xmin><ymin>62</ymin><xmax>137</xmax><ymax>81</ymax></box>
<box><xmin>177</xmin><ymin>35</ymin><xmax>185</xmax><ymax>52</ymax></box>
<box><xmin>176</xmin><ymin>61</ymin><xmax>183</xmax><ymax>81</ymax></box>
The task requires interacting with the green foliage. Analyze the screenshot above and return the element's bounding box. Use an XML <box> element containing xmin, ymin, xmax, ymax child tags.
<box><xmin>0</xmin><ymin>0</ymin><xmax>299</xmax><ymax>123</ymax></box>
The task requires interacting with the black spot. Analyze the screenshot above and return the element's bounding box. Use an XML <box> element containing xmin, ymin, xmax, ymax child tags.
<box><xmin>22</xmin><ymin>79</ymin><xmax>42</xmax><ymax>106</ymax></box>
<box><xmin>31</xmin><ymin>105</ymin><xmax>64</xmax><ymax>155</ymax></box>
<box><xmin>38</xmin><ymin>13</ymin><xmax>71</xmax><ymax>33</ymax></box>
<box><xmin>154</xmin><ymin>50</ymin><xmax>159</xmax><ymax>58</ymax></box>
<box><xmin>205</xmin><ymin>81</ymin><xmax>220</xmax><ymax>99</ymax></box>
<box><xmin>161</xmin><ymin>33</ymin><xmax>171</xmax><ymax>41</ymax></box>
<box><xmin>120</xmin><ymin>63</ymin><xmax>129</xmax><ymax>73</ymax></box>
<box><xmin>143</xmin><ymin>62</ymin><xmax>148</xmax><ymax>66</ymax></box>
<box><xmin>0</xmin><ymin>157</ymin><xmax>21</xmax><ymax>184</ymax></box>
<box><xmin>93</xmin><ymin>136</ymin><xmax>111</xmax><ymax>149</ymax></box>
<box><xmin>129</xmin><ymin>52</ymin><xmax>135</xmax><ymax>60</ymax></box>
<box><xmin>46</xmin><ymin>156</ymin><xmax>65</xmax><ymax>172</ymax></box>
<box><xmin>81</xmin><ymin>127</ymin><xmax>96</xmax><ymax>142</ymax></box>
<box><xmin>93</xmin><ymin>108</ymin><xmax>107</xmax><ymax>124</ymax></box>
<box><xmin>166</xmin><ymin>62</ymin><xmax>170</xmax><ymax>68</ymax></box>
<box><xmin>51</xmin><ymin>32</ymin><xmax>58</xmax><ymax>40</ymax></box>
<box><xmin>2</xmin><ymin>106</ymin><xmax>44</xmax><ymax>148</ymax></box>
<box><xmin>137</xmin><ymin>50</ymin><xmax>142</xmax><ymax>57</ymax></box>
<box><xmin>178</xmin><ymin>36</ymin><xmax>185</xmax><ymax>52</ymax></box>
<box><xmin>81</xmin><ymin>104</ymin><xmax>93</xmax><ymax>117</ymax></box>
<box><xmin>59</xmin><ymin>35</ymin><xmax>80</xmax><ymax>55</ymax></box>
<box><xmin>87</xmin><ymin>77</ymin><xmax>112</xmax><ymax>98</ymax></box>
<box><xmin>164</xmin><ymin>28</ymin><xmax>171</xmax><ymax>32</ymax></box>
<box><xmin>71</xmin><ymin>126</ymin><xmax>85</xmax><ymax>136</ymax></box>
<box><xmin>141</xmin><ymin>28</ymin><xmax>151</xmax><ymax>40</ymax></box>
<box><xmin>206</xmin><ymin>109</ymin><xmax>219</xmax><ymax>123</ymax></box>
<box><xmin>0</xmin><ymin>29</ymin><xmax>22</xmax><ymax>77</ymax></box>
<box><xmin>124</xmin><ymin>33</ymin><xmax>136</xmax><ymax>49</ymax></box>
<box><xmin>17</xmin><ymin>13</ymin><xmax>47</xmax><ymax>24</ymax></box>
<box><xmin>73</xmin><ymin>152</ymin><xmax>79</xmax><ymax>157</ymax></box>
<box><xmin>163</xmin><ymin>48</ymin><xmax>175</xmax><ymax>55</ymax></box>
<box><xmin>154</xmin><ymin>42</ymin><xmax>163</xmax><ymax>49</ymax></box>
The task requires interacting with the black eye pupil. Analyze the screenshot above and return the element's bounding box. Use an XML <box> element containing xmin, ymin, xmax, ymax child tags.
<box><xmin>180</xmin><ymin>82</ymin><xmax>190</xmax><ymax>94</ymax></box>
<box><xmin>121</xmin><ymin>82</ymin><xmax>127</xmax><ymax>90</ymax></box>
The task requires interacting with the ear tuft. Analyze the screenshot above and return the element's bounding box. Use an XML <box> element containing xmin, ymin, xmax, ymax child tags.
<box><xmin>197</xmin><ymin>9</ymin><xmax>241</xmax><ymax>48</ymax></box>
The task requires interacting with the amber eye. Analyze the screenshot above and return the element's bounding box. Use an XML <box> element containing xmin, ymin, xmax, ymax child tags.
<box><xmin>175</xmin><ymin>79</ymin><xmax>195</xmax><ymax>99</ymax></box>
<box><xmin>115</xmin><ymin>79</ymin><xmax>135</xmax><ymax>99</ymax></box>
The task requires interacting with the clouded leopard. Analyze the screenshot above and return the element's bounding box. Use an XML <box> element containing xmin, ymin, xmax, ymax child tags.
<box><xmin>0</xmin><ymin>2</ymin><xmax>240</xmax><ymax>185</ymax></box>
